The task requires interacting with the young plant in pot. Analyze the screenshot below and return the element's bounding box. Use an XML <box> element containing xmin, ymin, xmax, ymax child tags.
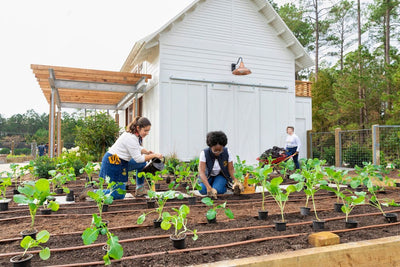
<box><xmin>137</xmin><ymin>190</ymin><xmax>176</xmax><ymax>228</ymax></box>
<box><xmin>82</xmin><ymin>213</ymin><xmax>123</xmax><ymax>265</ymax></box>
<box><xmin>248</xmin><ymin>164</ymin><xmax>274</xmax><ymax>219</ymax></box>
<box><xmin>0</xmin><ymin>174</ymin><xmax>12</xmax><ymax>211</ymax></box>
<box><xmin>161</xmin><ymin>204</ymin><xmax>198</xmax><ymax>249</ymax></box>
<box><xmin>79</xmin><ymin>161</ymin><xmax>99</xmax><ymax>183</ymax></box>
<box><xmin>278</xmin><ymin>159</ymin><xmax>295</xmax><ymax>179</ymax></box>
<box><xmin>321</xmin><ymin>167</ymin><xmax>349</xmax><ymax>212</ymax></box>
<box><xmin>138</xmin><ymin>171</ymin><xmax>163</xmax><ymax>207</ymax></box>
<box><xmin>13</xmin><ymin>179</ymin><xmax>59</xmax><ymax>239</ymax></box>
<box><xmin>233</xmin><ymin>156</ymin><xmax>254</xmax><ymax>195</ymax></box>
<box><xmin>165</xmin><ymin>155</ymin><xmax>180</xmax><ymax>183</ymax></box>
<box><xmin>265</xmin><ymin>177</ymin><xmax>303</xmax><ymax>231</ymax></box>
<box><xmin>201</xmin><ymin>197</ymin><xmax>234</xmax><ymax>223</ymax></box>
<box><xmin>340</xmin><ymin>190</ymin><xmax>366</xmax><ymax>228</ymax></box>
<box><xmin>9</xmin><ymin>163</ymin><xmax>21</xmax><ymax>194</ymax></box>
<box><xmin>296</xmin><ymin>159</ymin><xmax>328</xmax><ymax>230</ymax></box>
<box><xmin>10</xmin><ymin>230</ymin><xmax>51</xmax><ymax>266</ymax></box>
<box><xmin>175</xmin><ymin>163</ymin><xmax>191</xmax><ymax>190</ymax></box>
<box><xmin>40</xmin><ymin>198</ymin><xmax>59</xmax><ymax>215</ymax></box>
<box><xmin>48</xmin><ymin>170</ymin><xmax>70</xmax><ymax>195</ymax></box>
<box><xmin>186</xmin><ymin>171</ymin><xmax>201</xmax><ymax>205</ymax></box>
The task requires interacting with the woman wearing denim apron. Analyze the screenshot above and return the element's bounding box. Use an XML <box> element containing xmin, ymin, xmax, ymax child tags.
<box><xmin>284</xmin><ymin>126</ymin><xmax>301</xmax><ymax>170</ymax></box>
<box><xmin>198</xmin><ymin>131</ymin><xmax>243</xmax><ymax>199</ymax></box>
<box><xmin>99</xmin><ymin>116</ymin><xmax>163</xmax><ymax>199</ymax></box>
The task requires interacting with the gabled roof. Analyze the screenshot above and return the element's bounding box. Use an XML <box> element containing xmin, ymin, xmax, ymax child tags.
<box><xmin>121</xmin><ymin>0</ymin><xmax>314</xmax><ymax>72</ymax></box>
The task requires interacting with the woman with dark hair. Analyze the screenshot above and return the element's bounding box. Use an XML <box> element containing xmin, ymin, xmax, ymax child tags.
<box><xmin>98</xmin><ymin>116</ymin><xmax>163</xmax><ymax>199</ymax></box>
<box><xmin>198</xmin><ymin>131</ymin><xmax>243</xmax><ymax>199</ymax></box>
<box><xmin>285</xmin><ymin>126</ymin><xmax>301</xmax><ymax>169</ymax></box>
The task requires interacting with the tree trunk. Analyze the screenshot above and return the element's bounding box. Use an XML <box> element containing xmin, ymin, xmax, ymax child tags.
<box><xmin>315</xmin><ymin>0</ymin><xmax>319</xmax><ymax>81</ymax></box>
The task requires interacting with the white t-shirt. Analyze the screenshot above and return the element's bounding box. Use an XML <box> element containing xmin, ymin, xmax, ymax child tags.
<box><xmin>199</xmin><ymin>149</ymin><xmax>233</xmax><ymax>177</ymax></box>
<box><xmin>108</xmin><ymin>132</ymin><xmax>145</xmax><ymax>163</ymax></box>
<box><xmin>285</xmin><ymin>133</ymin><xmax>301</xmax><ymax>152</ymax></box>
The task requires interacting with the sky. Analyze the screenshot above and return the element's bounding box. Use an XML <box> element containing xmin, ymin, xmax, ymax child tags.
<box><xmin>0</xmin><ymin>0</ymin><xmax>194</xmax><ymax>118</ymax></box>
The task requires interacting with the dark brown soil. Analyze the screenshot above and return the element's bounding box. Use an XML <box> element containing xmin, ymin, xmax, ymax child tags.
<box><xmin>1</xmin><ymin>176</ymin><xmax>400</xmax><ymax>266</ymax></box>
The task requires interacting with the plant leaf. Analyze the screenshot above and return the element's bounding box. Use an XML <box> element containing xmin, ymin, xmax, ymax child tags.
<box><xmin>137</xmin><ymin>213</ymin><xmax>146</xmax><ymax>225</ymax></box>
<box><xmin>36</xmin><ymin>230</ymin><xmax>50</xmax><ymax>243</ymax></box>
<box><xmin>224</xmin><ymin>208</ymin><xmax>234</xmax><ymax>219</ymax></box>
<box><xmin>39</xmin><ymin>247</ymin><xmax>51</xmax><ymax>260</ymax></box>
<box><xmin>82</xmin><ymin>227</ymin><xmax>99</xmax><ymax>245</ymax></box>
<box><xmin>206</xmin><ymin>209</ymin><xmax>217</xmax><ymax>220</ymax></box>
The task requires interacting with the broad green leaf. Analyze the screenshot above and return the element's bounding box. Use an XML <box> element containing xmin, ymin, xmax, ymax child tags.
<box><xmin>103</xmin><ymin>254</ymin><xmax>111</xmax><ymax>265</ymax></box>
<box><xmin>247</xmin><ymin>178</ymin><xmax>258</xmax><ymax>185</ymax></box>
<box><xmin>108</xmin><ymin>235</ymin><xmax>123</xmax><ymax>260</ymax></box>
<box><xmin>20</xmin><ymin>236</ymin><xmax>34</xmax><ymax>249</ymax></box>
<box><xmin>82</xmin><ymin>227</ymin><xmax>99</xmax><ymax>245</ymax></box>
<box><xmin>36</xmin><ymin>230</ymin><xmax>50</xmax><ymax>243</ymax></box>
<box><xmin>224</xmin><ymin>208</ymin><xmax>234</xmax><ymax>219</ymax></box>
<box><xmin>36</xmin><ymin>179</ymin><xmax>50</xmax><ymax>192</ymax></box>
<box><xmin>137</xmin><ymin>213</ymin><xmax>146</xmax><ymax>224</ymax></box>
<box><xmin>48</xmin><ymin>201</ymin><xmax>59</xmax><ymax>212</ymax></box>
<box><xmin>206</xmin><ymin>209</ymin><xmax>217</xmax><ymax>220</ymax></box>
<box><xmin>201</xmin><ymin>197</ymin><xmax>213</xmax><ymax>206</ymax></box>
<box><xmin>286</xmin><ymin>185</ymin><xmax>297</xmax><ymax>194</ymax></box>
<box><xmin>13</xmin><ymin>194</ymin><xmax>29</xmax><ymax>204</ymax></box>
<box><xmin>39</xmin><ymin>247</ymin><xmax>50</xmax><ymax>260</ymax></box>
<box><xmin>161</xmin><ymin>221</ymin><xmax>171</xmax><ymax>230</ymax></box>
<box><xmin>180</xmin><ymin>204</ymin><xmax>190</xmax><ymax>215</ymax></box>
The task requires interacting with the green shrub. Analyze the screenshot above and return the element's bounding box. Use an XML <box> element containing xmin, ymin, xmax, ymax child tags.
<box><xmin>33</xmin><ymin>156</ymin><xmax>57</xmax><ymax>179</ymax></box>
<box><xmin>0</xmin><ymin>148</ymin><xmax>10</xmax><ymax>154</ymax></box>
<box><xmin>343</xmin><ymin>143</ymin><xmax>372</xmax><ymax>168</ymax></box>
<box><xmin>322</xmin><ymin>146</ymin><xmax>335</xmax><ymax>166</ymax></box>
<box><xmin>15</xmin><ymin>148</ymin><xmax>31</xmax><ymax>155</ymax></box>
<box><xmin>393</xmin><ymin>158</ymin><xmax>400</xmax><ymax>169</ymax></box>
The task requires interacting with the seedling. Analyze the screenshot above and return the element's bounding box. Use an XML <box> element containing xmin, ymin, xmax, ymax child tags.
<box><xmin>13</xmin><ymin>179</ymin><xmax>59</xmax><ymax>230</ymax></box>
<box><xmin>233</xmin><ymin>156</ymin><xmax>254</xmax><ymax>183</ymax></box>
<box><xmin>161</xmin><ymin>204</ymin><xmax>198</xmax><ymax>240</ymax></box>
<box><xmin>79</xmin><ymin>161</ymin><xmax>99</xmax><ymax>184</ymax></box>
<box><xmin>201</xmin><ymin>197</ymin><xmax>234</xmax><ymax>221</ymax></box>
<box><xmin>138</xmin><ymin>171</ymin><xmax>163</xmax><ymax>193</ymax></box>
<box><xmin>186</xmin><ymin>171</ymin><xmax>201</xmax><ymax>197</ymax></box>
<box><xmin>175</xmin><ymin>163</ymin><xmax>192</xmax><ymax>186</ymax></box>
<box><xmin>340</xmin><ymin>190</ymin><xmax>366</xmax><ymax>222</ymax></box>
<box><xmin>292</xmin><ymin>159</ymin><xmax>327</xmax><ymax>221</ymax></box>
<box><xmin>188</xmin><ymin>158</ymin><xmax>199</xmax><ymax>172</ymax></box>
<box><xmin>278</xmin><ymin>159</ymin><xmax>295</xmax><ymax>178</ymax></box>
<box><xmin>265</xmin><ymin>177</ymin><xmax>303</xmax><ymax>222</ymax></box>
<box><xmin>321</xmin><ymin>167</ymin><xmax>348</xmax><ymax>204</ymax></box>
<box><xmin>0</xmin><ymin>175</ymin><xmax>12</xmax><ymax>200</ymax></box>
<box><xmin>82</xmin><ymin>213</ymin><xmax>123</xmax><ymax>265</ymax></box>
<box><xmin>42</xmin><ymin>199</ymin><xmax>59</xmax><ymax>211</ymax></box>
<box><xmin>248</xmin><ymin>163</ymin><xmax>274</xmax><ymax>211</ymax></box>
<box><xmin>18</xmin><ymin>230</ymin><xmax>51</xmax><ymax>261</ymax></box>
<box><xmin>48</xmin><ymin>170</ymin><xmax>71</xmax><ymax>194</ymax></box>
<box><xmin>137</xmin><ymin>190</ymin><xmax>176</xmax><ymax>224</ymax></box>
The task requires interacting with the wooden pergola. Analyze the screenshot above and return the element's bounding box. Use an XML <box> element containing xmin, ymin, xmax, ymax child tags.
<box><xmin>31</xmin><ymin>64</ymin><xmax>151</xmax><ymax>157</ymax></box>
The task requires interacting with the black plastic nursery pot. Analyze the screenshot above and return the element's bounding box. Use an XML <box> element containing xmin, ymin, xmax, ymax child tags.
<box><xmin>258</xmin><ymin>210</ymin><xmax>268</xmax><ymax>220</ymax></box>
<box><xmin>170</xmin><ymin>234</ymin><xmax>186</xmax><ymax>249</ymax></box>
<box><xmin>66</xmin><ymin>190</ymin><xmax>75</xmax><ymax>202</ymax></box>
<box><xmin>47</xmin><ymin>196</ymin><xmax>56</xmax><ymax>202</ymax></box>
<box><xmin>396</xmin><ymin>182</ymin><xmax>400</xmax><ymax>188</ymax></box>
<box><xmin>56</xmin><ymin>188</ymin><xmax>63</xmax><ymax>194</ymax></box>
<box><xmin>345</xmin><ymin>220</ymin><xmax>358</xmax><ymax>229</ymax></box>
<box><xmin>153</xmin><ymin>219</ymin><xmax>162</xmax><ymax>228</ymax></box>
<box><xmin>207</xmin><ymin>217</ymin><xmax>217</xmax><ymax>224</ymax></box>
<box><xmin>13</xmin><ymin>188</ymin><xmax>19</xmax><ymax>195</ymax></box>
<box><xmin>20</xmin><ymin>229</ymin><xmax>38</xmax><ymax>240</ymax></box>
<box><xmin>102</xmin><ymin>205</ymin><xmax>109</xmax><ymax>212</ymax></box>
<box><xmin>275</xmin><ymin>221</ymin><xmax>287</xmax><ymax>231</ymax></box>
<box><xmin>146</xmin><ymin>200</ymin><xmax>156</xmax><ymax>209</ymax></box>
<box><xmin>334</xmin><ymin>203</ymin><xmax>343</xmax><ymax>212</ymax></box>
<box><xmin>40</xmin><ymin>208</ymin><xmax>52</xmax><ymax>215</ymax></box>
<box><xmin>165</xmin><ymin>176</ymin><xmax>171</xmax><ymax>184</ymax></box>
<box><xmin>181</xmin><ymin>182</ymin><xmax>188</xmax><ymax>189</ymax></box>
<box><xmin>188</xmin><ymin>196</ymin><xmax>196</xmax><ymax>205</ymax></box>
<box><xmin>384</xmin><ymin>213</ymin><xmax>398</xmax><ymax>223</ymax></box>
<box><xmin>312</xmin><ymin>220</ymin><xmax>325</xmax><ymax>231</ymax></box>
<box><xmin>155</xmin><ymin>184</ymin><xmax>161</xmax><ymax>190</ymax></box>
<box><xmin>10</xmin><ymin>253</ymin><xmax>33</xmax><ymax>267</ymax></box>
<box><xmin>125</xmin><ymin>184</ymin><xmax>129</xmax><ymax>190</ymax></box>
<box><xmin>0</xmin><ymin>199</ymin><xmax>10</xmax><ymax>211</ymax></box>
<box><xmin>300</xmin><ymin>207</ymin><xmax>310</xmax><ymax>216</ymax></box>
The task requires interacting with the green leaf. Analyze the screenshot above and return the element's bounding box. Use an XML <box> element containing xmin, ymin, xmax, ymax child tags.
<box><xmin>180</xmin><ymin>204</ymin><xmax>190</xmax><ymax>215</ymax></box>
<box><xmin>103</xmin><ymin>254</ymin><xmax>111</xmax><ymax>265</ymax></box>
<box><xmin>36</xmin><ymin>179</ymin><xmax>50</xmax><ymax>192</ymax></box>
<box><xmin>224</xmin><ymin>208</ymin><xmax>234</xmax><ymax>219</ymax></box>
<box><xmin>39</xmin><ymin>247</ymin><xmax>50</xmax><ymax>260</ymax></box>
<box><xmin>108</xmin><ymin>235</ymin><xmax>123</xmax><ymax>260</ymax></box>
<box><xmin>161</xmin><ymin>221</ymin><xmax>171</xmax><ymax>230</ymax></box>
<box><xmin>286</xmin><ymin>185</ymin><xmax>297</xmax><ymax>194</ymax></box>
<box><xmin>48</xmin><ymin>201</ymin><xmax>59</xmax><ymax>212</ymax></box>
<box><xmin>137</xmin><ymin>213</ymin><xmax>146</xmax><ymax>224</ymax></box>
<box><xmin>192</xmin><ymin>229</ymin><xmax>198</xmax><ymax>241</ymax></box>
<box><xmin>82</xmin><ymin>227</ymin><xmax>99</xmax><ymax>245</ymax></box>
<box><xmin>20</xmin><ymin>236</ymin><xmax>34</xmax><ymax>250</ymax></box>
<box><xmin>36</xmin><ymin>230</ymin><xmax>50</xmax><ymax>243</ymax></box>
<box><xmin>13</xmin><ymin>194</ymin><xmax>29</xmax><ymax>204</ymax></box>
<box><xmin>247</xmin><ymin>178</ymin><xmax>258</xmax><ymax>185</ymax></box>
<box><xmin>201</xmin><ymin>197</ymin><xmax>213</xmax><ymax>206</ymax></box>
<box><xmin>206</xmin><ymin>209</ymin><xmax>217</xmax><ymax>220</ymax></box>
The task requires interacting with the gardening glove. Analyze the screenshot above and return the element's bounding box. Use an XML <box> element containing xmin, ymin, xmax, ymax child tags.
<box><xmin>233</xmin><ymin>181</ymin><xmax>244</xmax><ymax>195</ymax></box>
<box><xmin>207</xmin><ymin>188</ymin><xmax>218</xmax><ymax>199</ymax></box>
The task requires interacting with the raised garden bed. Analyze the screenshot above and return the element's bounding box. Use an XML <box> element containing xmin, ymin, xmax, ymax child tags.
<box><xmin>0</xmin><ymin>175</ymin><xmax>400</xmax><ymax>266</ymax></box>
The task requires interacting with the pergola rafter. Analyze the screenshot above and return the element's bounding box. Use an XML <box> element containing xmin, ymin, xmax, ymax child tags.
<box><xmin>31</xmin><ymin>64</ymin><xmax>151</xmax><ymax>157</ymax></box>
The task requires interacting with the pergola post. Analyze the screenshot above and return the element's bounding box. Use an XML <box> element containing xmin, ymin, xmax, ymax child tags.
<box><xmin>57</xmin><ymin>109</ymin><xmax>62</xmax><ymax>156</ymax></box>
<box><xmin>50</xmin><ymin>87</ymin><xmax>56</xmax><ymax>158</ymax></box>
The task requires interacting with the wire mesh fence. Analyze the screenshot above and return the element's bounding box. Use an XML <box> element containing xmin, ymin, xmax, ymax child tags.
<box><xmin>340</xmin><ymin>129</ymin><xmax>372</xmax><ymax>168</ymax></box>
<box><xmin>374</xmin><ymin>126</ymin><xmax>400</xmax><ymax>168</ymax></box>
<box><xmin>309</xmin><ymin>131</ymin><xmax>335</xmax><ymax>165</ymax></box>
<box><xmin>0</xmin><ymin>141</ymin><xmax>33</xmax><ymax>155</ymax></box>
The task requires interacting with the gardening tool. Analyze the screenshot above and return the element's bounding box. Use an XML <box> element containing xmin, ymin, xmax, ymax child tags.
<box><xmin>242</xmin><ymin>173</ymin><xmax>256</xmax><ymax>194</ymax></box>
<box><xmin>256</xmin><ymin>152</ymin><xmax>298</xmax><ymax>174</ymax></box>
<box><xmin>142</xmin><ymin>157</ymin><xmax>165</xmax><ymax>174</ymax></box>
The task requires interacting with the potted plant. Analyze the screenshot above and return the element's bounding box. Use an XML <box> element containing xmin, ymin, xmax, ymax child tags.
<box><xmin>40</xmin><ymin>199</ymin><xmax>59</xmax><ymax>215</ymax></box>
<box><xmin>9</xmin><ymin>163</ymin><xmax>20</xmax><ymax>194</ymax></box>
<box><xmin>48</xmin><ymin>170</ymin><xmax>70</xmax><ymax>195</ymax></box>
<box><xmin>201</xmin><ymin>197</ymin><xmax>234</xmax><ymax>223</ymax></box>
<box><xmin>322</xmin><ymin>167</ymin><xmax>349</xmax><ymax>212</ymax></box>
<box><xmin>340</xmin><ymin>190</ymin><xmax>366</xmax><ymax>228</ymax></box>
<box><xmin>10</xmin><ymin>230</ymin><xmax>51</xmax><ymax>266</ymax></box>
<box><xmin>161</xmin><ymin>204</ymin><xmax>198</xmax><ymax>249</ymax></box>
<box><xmin>175</xmin><ymin>163</ymin><xmax>191</xmax><ymax>189</ymax></box>
<box><xmin>13</xmin><ymin>179</ymin><xmax>59</xmax><ymax>239</ymax></box>
<box><xmin>185</xmin><ymin>171</ymin><xmax>201</xmax><ymax>205</ymax></box>
<box><xmin>290</xmin><ymin>172</ymin><xmax>311</xmax><ymax>215</ymax></box>
<box><xmin>295</xmin><ymin>159</ymin><xmax>327</xmax><ymax>230</ymax></box>
<box><xmin>137</xmin><ymin>190</ymin><xmax>176</xmax><ymax>227</ymax></box>
<box><xmin>165</xmin><ymin>155</ymin><xmax>180</xmax><ymax>183</ymax></box>
<box><xmin>248</xmin><ymin>164</ymin><xmax>274</xmax><ymax>219</ymax></box>
<box><xmin>82</xmin><ymin>213</ymin><xmax>123</xmax><ymax>265</ymax></box>
<box><xmin>0</xmin><ymin>174</ymin><xmax>12</xmax><ymax>211</ymax></box>
<box><xmin>278</xmin><ymin>159</ymin><xmax>295</xmax><ymax>179</ymax></box>
<box><xmin>265</xmin><ymin>177</ymin><xmax>303</xmax><ymax>231</ymax></box>
<box><xmin>138</xmin><ymin>171</ymin><xmax>164</xmax><ymax>207</ymax></box>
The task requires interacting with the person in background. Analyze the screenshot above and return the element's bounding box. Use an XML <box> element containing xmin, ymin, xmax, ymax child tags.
<box><xmin>198</xmin><ymin>131</ymin><xmax>243</xmax><ymax>199</ymax></box>
<box><xmin>37</xmin><ymin>143</ymin><xmax>45</xmax><ymax>157</ymax></box>
<box><xmin>284</xmin><ymin>126</ymin><xmax>301</xmax><ymax>169</ymax></box>
<box><xmin>91</xmin><ymin>116</ymin><xmax>163</xmax><ymax>200</ymax></box>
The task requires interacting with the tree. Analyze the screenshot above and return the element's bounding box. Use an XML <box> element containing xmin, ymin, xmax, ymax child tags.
<box><xmin>75</xmin><ymin>112</ymin><xmax>120</xmax><ymax>161</ymax></box>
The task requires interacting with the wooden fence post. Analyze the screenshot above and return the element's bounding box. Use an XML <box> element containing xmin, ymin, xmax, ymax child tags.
<box><xmin>307</xmin><ymin>130</ymin><xmax>312</xmax><ymax>159</ymax></box>
<box><xmin>335</xmin><ymin>128</ymin><xmax>341</xmax><ymax>167</ymax></box>
<box><xmin>372</xmin><ymin>124</ymin><xmax>380</xmax><ymax>166</ymax></box>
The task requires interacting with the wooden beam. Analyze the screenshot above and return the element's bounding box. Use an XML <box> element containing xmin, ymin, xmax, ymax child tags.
<box><xmin>54</xmin><ymin>79</ymin><xmax>137</xmax><ymax>93</ymax></box>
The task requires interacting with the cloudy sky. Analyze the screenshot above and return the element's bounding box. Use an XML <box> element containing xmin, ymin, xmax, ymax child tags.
<box><xmin>0</xmin><ymin>0</ymin><xmax>193</xmax><ymax>118</ymax></box>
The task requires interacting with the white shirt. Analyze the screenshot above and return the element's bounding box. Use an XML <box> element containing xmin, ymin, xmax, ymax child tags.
<box><xmin>108</xmin><ymin>132</ymin><xmax>145</xmax><ymax>163</ymax></box>
<box><xmin>285</xmin><ymin>133</ymin><xmax>301</xmax><ymax>152</ymax></box>
<box><xmin>199</xmin><ymin>149</ymin><xmax>233</xmax><ymax>177</ymax></box>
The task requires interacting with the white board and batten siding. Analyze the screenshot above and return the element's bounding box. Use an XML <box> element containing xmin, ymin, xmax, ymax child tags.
<box><xmin>154</xmin><ymin>0</ymin><xmax>305</xmax><ymax>163</ymax></box>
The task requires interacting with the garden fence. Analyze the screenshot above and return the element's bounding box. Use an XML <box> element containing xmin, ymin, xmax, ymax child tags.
<box><xmin>308</xmin><ymin>125</ymin><xmax>400</xmax><ymax>168</ymax></box>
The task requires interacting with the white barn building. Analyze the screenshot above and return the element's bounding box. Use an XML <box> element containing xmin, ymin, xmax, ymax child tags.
<box><xmin>118</xmin><ymin>0</ymin><xmax>313</xmax><ymax>163</ymax></box>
